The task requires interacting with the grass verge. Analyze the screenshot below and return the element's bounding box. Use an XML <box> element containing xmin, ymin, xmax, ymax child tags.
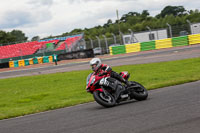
<box><xmin>0</xmin><ymin>57</ymin><xmax>200</xmax><ymax>120</ymax></box>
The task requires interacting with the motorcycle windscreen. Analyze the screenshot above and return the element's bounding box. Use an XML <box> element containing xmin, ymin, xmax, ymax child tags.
<box><xmin>86</xmin><ymin>73</ymin><xmax>93</xmax><ymax>86</ymax></box>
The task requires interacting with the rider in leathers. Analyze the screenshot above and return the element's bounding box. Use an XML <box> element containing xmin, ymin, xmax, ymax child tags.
<box><xmin>89</xmin><ymin>58</ymin><xmax>131</xmax><ymax>87</ymax></box>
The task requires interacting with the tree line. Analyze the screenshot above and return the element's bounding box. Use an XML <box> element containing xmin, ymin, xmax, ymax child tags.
<box><xmin>1</xmin><ymin>5</ymin><xmax>200</xmax><ymax>46</ymax></box>
<box><xmin>0</xmin><ymin>30</ymin><xmax>28</xmax><ymax>46</ymax></box>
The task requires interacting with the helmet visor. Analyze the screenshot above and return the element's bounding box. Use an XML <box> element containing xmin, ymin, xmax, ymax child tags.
<box><xmin>91</xmin><ymin>64</ymin><xmax>97</xmax><ymax>71</ymax></box>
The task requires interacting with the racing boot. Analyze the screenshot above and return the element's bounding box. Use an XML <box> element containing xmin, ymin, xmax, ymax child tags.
<box><xmin>120</xmin><ymin>78</ymin><xmax>132</xmax><ymax>94</ymax></box>
<box><xmin>121</xmin><ymin>77</ymin><xmax>131</xmax><ymax>87</ymax></box>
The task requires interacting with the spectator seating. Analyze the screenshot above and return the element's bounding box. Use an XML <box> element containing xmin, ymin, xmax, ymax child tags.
<box><xmin>56</xmin><ymin>35</ymin><xmax>82</xmax><ymax>51</ymax></box>
<box><xmin>0</xmin><ymin>40</ymin><xmax>59</xmax><ymax>59</ymax></box>
<box><xmin>0</xmin><ymin>34</ymin><xmax>82</xmax><ymax>59</ymax></box>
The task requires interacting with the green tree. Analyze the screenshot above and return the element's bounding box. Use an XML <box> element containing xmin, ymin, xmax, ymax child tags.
<box><xmin>158</xmin><ymin>6</ymin><xmax>186</xmax><ymax>18</ymax></box>
<box><xmin>186</xmin><ymin>9</ymin><xmax>200</xmax><ymax>22</ymax></box>
<box><xmin>31</xmin><ymin>36</ymin><xmax>40</xmax><ymax>41</ymax></box>
<box><xmin>0</xmin><ymin>30</ymin><xmax>9</xmax><ymax>44</ymax></box>
<box><xmin>120</xmin><ymin>12</ymin><xmax>140</xmax><ymax>22</ymax></box>
<box><xmin>132</xmin><ymin>23</ymin><xmax>143</xmax><ymax>32</ymax></box>
<box><xmin>163</xmin><ymin>15</ymin><xmax>176</xmax><ymax>25</ymax></box>
<box><xmin>10</xmin><ymin>30</ymin><xmax>28</xmax><ymax>42</ymax></box>
<box><xmin>126</xmin><ymin>16</ymin><xmax>141</xmax><ymax>25</ymax></box>
<box><xmin>0</xmin><ymin>30</ymin><xmax>16</xmax><ymax>45</ymax></box>
<box><xmin>141</xmin><ymin>10</ymin><xmax>150</xmax><ymax>20</ymax></box>
<box><xmin>70</xmin><ymin>28</ymin><xmax>83</xmax><ymax>34</ymax></box>
<box><xmin>103</xmin><ymin>19</ymin><xmax>113</xmax><ymax>27</ymax></box>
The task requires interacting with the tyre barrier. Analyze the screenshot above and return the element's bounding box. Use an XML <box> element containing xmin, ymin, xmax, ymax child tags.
<box><xmin>9</xmin><ymin>55</ymin><xmax>57</xmax><ymax>68</ymax></box>
<box><xmin>188</xmin><ymin>34</ymin><xmax>200</xmax><ymax>45</ymax></box>
<box><xmin>109</xmin><ymin>33</ymin><xmax>200</xmax><ymax>55</ymax></box>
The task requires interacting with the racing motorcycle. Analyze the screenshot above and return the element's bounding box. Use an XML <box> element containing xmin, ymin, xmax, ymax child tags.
<box><xmin>86</xmin><ymin>71</ymin><xmax>148</xmax><ymax>107</ymax></box>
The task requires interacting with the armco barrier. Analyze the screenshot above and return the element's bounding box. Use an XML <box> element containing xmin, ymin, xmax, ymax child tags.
<box><xmin>125</xmin><ymin>43</ymin><xmax>141</xmax><ymax>53</ymax></box>
<box><xmin>188</xmin><ymin>34</ymin><xmax>200</xmax><ymax>45</ymax></box>
<box><xmin>156</xmin><ymin>38</ymin><xmax>172</xmax><ymax>49</ymax></box>
<box><xmin>172</xmin><ymin>36</ymin><xmax>188</xmax><ymax>47</ymax></box>
<box><xmin>140</xmin><ymin>41</ymin><xmax>155</xmax><ymax>51</ymax></box>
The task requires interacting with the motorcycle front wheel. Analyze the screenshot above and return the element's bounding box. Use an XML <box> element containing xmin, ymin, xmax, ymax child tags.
<box><xmin>93</xmin><ymin>90</ymin><xmax>116</xmax><ymax>108</ymax></box>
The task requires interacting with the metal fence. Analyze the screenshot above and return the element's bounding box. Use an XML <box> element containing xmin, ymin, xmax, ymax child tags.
<box><xmin>84</xmin><ymin>22</ymin><xmax>200</xmax><ymax>54</ymax></box>
<box><xmin>85</xmin><ymin>34</ymin><xmax>122</xmax><ymax>54</ymax></box>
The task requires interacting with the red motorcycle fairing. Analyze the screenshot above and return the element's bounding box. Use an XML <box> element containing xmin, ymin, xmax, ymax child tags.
<box><xmin>86</xmin><ymin>72</ymin><xmax>110</xmax><ymax>93</ymax></box>
<box><xmin>119</xmin><ymin>71</ymin><xmax>130</xmax><ymax>80</ymax></box>
<box><xmin>95</xmin><ymin>88</ymin><xmax>103</xmax><ymax>92</ymax></box>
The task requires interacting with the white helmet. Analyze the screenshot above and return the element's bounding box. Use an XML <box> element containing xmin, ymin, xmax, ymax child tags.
<box><xmin>90</xmin><ymin>58</ymin><xmax>102</xmax><ymax>71</ymax></box>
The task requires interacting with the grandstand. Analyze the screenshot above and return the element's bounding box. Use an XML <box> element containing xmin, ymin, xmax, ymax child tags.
<box><xmin>0</xmin><ymin>34</ymin><xmax>83</xmax><ymax>60</ymax></box>
<box><xmin>0</xmin><ymin>34</ymin><xmax>86</xmax><ymax>68</ymax></box>
<box><xmin>0</xmin><ymin>40</ymin><xmax>59</xmax><ymax>59</ymax></box>
<box><xmin>56</xmin><ymin>35</ymin><xmax>82</xmax><ymax>51</ymax></box>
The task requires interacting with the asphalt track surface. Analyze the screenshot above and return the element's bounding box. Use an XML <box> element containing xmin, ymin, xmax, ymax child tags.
<box><xmin>0</xmin><ymin>81</ymin><xmax>200</xmax><ymax>133</ymax></box>
<box><xmin>0</xmin><ymin>45</ymin><xmax>200</xmax><ymax>133</ymax></box>
<box><xmin>1</xmin><ymin>44</ymin><xmax>200</xmax><ymax>79</ymax></box>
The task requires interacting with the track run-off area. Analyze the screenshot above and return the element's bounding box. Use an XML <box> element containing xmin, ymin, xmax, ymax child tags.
<box><xmin>0</xmin><ymin>44</ymin><xmax>200</xmax><ymax>133</ymax></box>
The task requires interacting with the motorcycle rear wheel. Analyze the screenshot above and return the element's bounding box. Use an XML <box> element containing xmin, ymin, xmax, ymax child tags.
<box><xmin>93</xmin><ymin>90</ymin><xmax>116</xmax><ymax>108</ymax></box>
<box><xmin>129</xmin><ymin>81</ymin><xmax>148</xmax><ymax>101</ymax></box>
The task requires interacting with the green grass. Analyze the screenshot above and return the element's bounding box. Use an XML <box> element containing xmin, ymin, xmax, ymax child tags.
<box><xmin>0</xmin><ymin>57</ymin><xmax>200</xmax><ymax>120</ymax></box>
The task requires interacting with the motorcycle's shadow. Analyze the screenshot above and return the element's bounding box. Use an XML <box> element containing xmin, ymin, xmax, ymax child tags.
<box><xmin>92</xmin><ymin>98</ymin><xmax>150</xmax><ymax>110</ymax></box>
